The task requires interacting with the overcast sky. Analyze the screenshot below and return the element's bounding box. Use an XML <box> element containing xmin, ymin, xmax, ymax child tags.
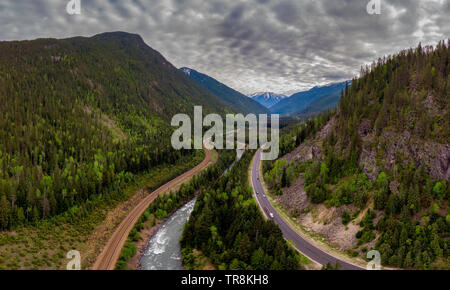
<box><xmin>1</xmin><ymin>0</ymin><xmax>449</xmax><ymax>94</ymax></box>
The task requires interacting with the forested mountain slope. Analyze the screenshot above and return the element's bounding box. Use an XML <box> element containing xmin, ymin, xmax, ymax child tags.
<box><xmin>265</xmin><ymin>41</ymin><xmax>449</xmax><ymax>269</ymax></box>
<box><xmin>336</xmin><ymin>42</ymin><xmax>449</xmax><ymax>180</ymax></box>
<box><xmin>180</xmin><ymin>67</ymin><xmax>269</xmax><ymax>115</ymax></box>
<box><xmin>0</xmin><ymin>32</ymin><xmax>230</xmax><ymax>229</ymax></box>
<box><xmin>292</xmin><ymin>90</ymin><xmax>342</xmax><ymax>118</ymax></box>
<box><xmin>270</xmin><ymin>82</ymin><xmax>347</xmax><ymax>116</ymax></box>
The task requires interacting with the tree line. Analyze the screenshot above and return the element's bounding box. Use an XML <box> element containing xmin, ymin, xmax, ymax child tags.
<box><xmin>181</xmin><ymin>150</ymin><xmax>302</xmax><ymax>270</ymax></box>
<box><xmin>262</xmin><ymin>41</ymin><xmax>449</xmax><ymax>269</ymax></box>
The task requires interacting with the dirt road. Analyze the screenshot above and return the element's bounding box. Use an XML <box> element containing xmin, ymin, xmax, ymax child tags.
<box><xmin>92</xmin><ymin>148</ymin><xmax>211</xmax><ymax>270</ymax></box>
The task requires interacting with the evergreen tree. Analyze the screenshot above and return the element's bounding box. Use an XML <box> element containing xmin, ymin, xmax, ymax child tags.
<box><xmin>0</xmin><ymin>194</ymin><xmax>10</xmax><ymax>229</ymax></box>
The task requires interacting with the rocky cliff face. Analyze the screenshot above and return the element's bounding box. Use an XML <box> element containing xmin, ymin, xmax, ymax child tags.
<box><xmin>283</xmin><ymin>116</ymin><xmax>449</xmax><ymax>182</ymax></box>
<box><xmin>359</xmin><ymin>127</ymin><xmax>449</xmax><ymax>181</ymax></box>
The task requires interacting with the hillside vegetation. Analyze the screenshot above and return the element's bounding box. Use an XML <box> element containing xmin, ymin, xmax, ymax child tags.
<box><xmin>265</xmin><ymin>41</ymin><xmax>449</xmax><ymax>269</ymax></box>
<box><xmin>0</xmin><ymin>32</ymin><xmax>230</xmax><ymax>229</ymax></box>
<box><xmin>180</xmin><ymin>67</ymin><xmax>269</xmax><ymax>115</ymax></box>
<box><xmin>270</xmin><ymin>82</ymin><xmax>347</xmax><ymax>116</ymax></box>
<box><xmin>181</xmin><ymin>151</ymin><xmax>303</xmax><ymax>270</ymax></box>
<box><xmin>116</xmin><ymin>149</ymin><xmax>236</xmax><ymax>269</ymax></box>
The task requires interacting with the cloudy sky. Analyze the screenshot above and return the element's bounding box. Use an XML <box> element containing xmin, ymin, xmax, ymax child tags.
<box><xmin>1</xmin><ymin>0</ymin><xmax>449</xmax><ymax>94</ymax></box>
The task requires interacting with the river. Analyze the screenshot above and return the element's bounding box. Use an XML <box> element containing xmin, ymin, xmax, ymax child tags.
<box><xmin>140</xmin><ymin>197</ymin><xmax>197</xmax><ymax>270</ymax></box>
<box><xmin>140</xmin><ymin>149</ymin><xmax>243</xmax><ymax>270</ymax></box>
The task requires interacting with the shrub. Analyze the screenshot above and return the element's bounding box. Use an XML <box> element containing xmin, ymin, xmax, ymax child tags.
<box><xmin>342</xmin><ymin>210</ymin><xmax>351</xmax><ymax>225</ymax></box>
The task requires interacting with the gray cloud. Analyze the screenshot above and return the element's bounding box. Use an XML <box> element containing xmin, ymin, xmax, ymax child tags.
<box><xmin>0</xmin><ymin>0</ymin><xmax>448</xmax><ymax>94</ymax></box>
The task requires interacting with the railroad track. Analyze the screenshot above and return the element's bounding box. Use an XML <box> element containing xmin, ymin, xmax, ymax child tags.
<box><xmin>92</xmin><ymin>147</ymin><xmax>211</xmax><ymax>270</ymax></box>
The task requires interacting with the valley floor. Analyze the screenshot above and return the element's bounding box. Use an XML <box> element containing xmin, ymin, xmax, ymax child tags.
<box><xmin>0</xmin><ymin>151</ymin><xmax>208</xmax><ymax>270</ymax></box>
<box><xmin>93</xmin><ymin>148</ymin><xmax>213</xmax><ymax>270</ymax></box>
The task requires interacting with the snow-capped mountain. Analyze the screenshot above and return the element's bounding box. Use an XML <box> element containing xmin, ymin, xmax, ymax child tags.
<box><xmin>248</xmin><ymin>92</ymin><xmax>287</xmax><ymax>108</ymax></box>
<box><xmin>270</xmin><ymin>81</ymin><xmax>349</xmax><ymax>116</ymax></box>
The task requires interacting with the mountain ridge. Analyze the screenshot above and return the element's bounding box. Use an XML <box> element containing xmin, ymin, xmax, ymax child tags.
<box><xmin>270</xmin><ymin>81</ymin><xmax>349</xmax><ymax>116</ymax></box>
<box><xmin>180</xmin><ymin>67</ymin><xmax>270</xmax><ymax>114</ymax></box>
<box><xmin>0</xmin><ymin>31</ymin><xmax>233</xmax><ymax>228</ymax></box>
<box><xmin>249</xmin><ymin>92</ymin><xmax>287</xmax><ymax>108</ymax></box>
<box><xmin>277</xmin><ymin>41</ymin><xmax>449</xmax><ymax>270</ymax></box>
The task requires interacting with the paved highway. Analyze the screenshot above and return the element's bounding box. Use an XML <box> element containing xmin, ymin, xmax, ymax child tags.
<box><xmin>251</xmin><ymin>149</ymin><xmax>363</xmax><ymax>270</ymax></box>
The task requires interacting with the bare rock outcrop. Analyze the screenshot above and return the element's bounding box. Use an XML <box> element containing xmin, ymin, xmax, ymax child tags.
<box><xmin>359</xmin><ymin>128</ymin><xmax>449</xmax><ymax>181</ymax></box>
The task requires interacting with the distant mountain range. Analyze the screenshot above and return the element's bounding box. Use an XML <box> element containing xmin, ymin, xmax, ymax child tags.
<box><xmin>180</xmin><ymin>67</ymin><xmax>269</xmax><ymax>115</ymax></box>
<box><xmin>248</xmin><ymin>92</ymin><xmax>287</xmax><ymax>108</ymax></box>
<box><xmin>179</xmin><ymin>65</ymin><xmax>347</xmax><ymax>117</ymax></box>
<box><xmin>270</xmin><ymin>81</ymin><xmax>349</xmax><ymax>116</ymax></box>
